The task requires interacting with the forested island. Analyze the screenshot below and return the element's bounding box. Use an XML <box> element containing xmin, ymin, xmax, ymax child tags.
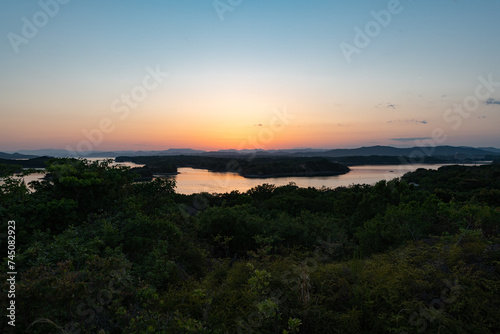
<box><xmin>116</xmin><ymin>154</ymin><xmax>473</xmax><ymax>180</ymax></box>
<box><xmin>0</xmin><ymin>157</ymin><xmax>51</xmax><ymax>177</ymax></box>
<box><xmin>1</xmin><ymin>159</ymin><xmax>500</xmax><ymax>333</ymax></box>
<box><xmin>116</xmin><ymin>155</ymin><xmax>351</xmax><ymax>179</ymax></box>
<box><xmin>0</xmin><ymin>152</ymin><xmax>489</xmax><ymax>180</ymax></box>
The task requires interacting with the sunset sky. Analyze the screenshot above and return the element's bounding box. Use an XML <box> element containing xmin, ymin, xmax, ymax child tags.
<box><xmin>1</xmin><ymin>0</ymin><xmax>500</xmax><ymax>152</ymax></box>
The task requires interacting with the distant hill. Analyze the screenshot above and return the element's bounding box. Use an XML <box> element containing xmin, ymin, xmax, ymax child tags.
<box><xmin>0</xmin><ymin>156</ymin><xmax>51</xmax><ymax>169</ymax></box>
<box><xmin>16</xmin><ymin>149</ymin><xmax>77</xmax><ymax>157</ymax></box>
<box><xmin>480</xmin><ymin>147</ymin><xmax>500</xmax><ymax>154</ymax></box>
<box><xmin>0</xmin><ymin>152</ymin><xmax>38</xmax><ymax>159</ymax></box>
<box><xmin>333</xmin><ymin>155</ymin><xmax>450</xmax><ymax>166</ymax></box>
<box><xmin>10</xmin><ymin>146</ymin><xmax>500</xmax><ymax>159</ymax></box>
<box><xmin>16</xmin><ymin>148</ymin><xmax>206</xmax><ymax>158</ymax></box>
<box><xmin>296</xmin><ymin>146</ymin><xmax>499</xmax><ymax>159</ymax></box>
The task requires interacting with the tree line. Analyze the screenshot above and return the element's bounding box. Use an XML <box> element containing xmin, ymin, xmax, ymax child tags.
<box><xmin>1</xmin><ymin>159</ymin><xmax>499</xmax><ymax>333</ymax></box>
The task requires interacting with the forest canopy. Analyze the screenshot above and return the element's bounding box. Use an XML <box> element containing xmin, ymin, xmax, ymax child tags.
<box><xmin>1</xmin><ymin>159</ymin><xmax>499</xmax><ymax>333</ymax></box>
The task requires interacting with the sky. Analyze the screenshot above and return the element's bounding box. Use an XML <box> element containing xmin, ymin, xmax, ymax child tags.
<box><xmin>1</xmin><ymin>0</ymin><xmax>500</xmax><ymax>152</ymax></box>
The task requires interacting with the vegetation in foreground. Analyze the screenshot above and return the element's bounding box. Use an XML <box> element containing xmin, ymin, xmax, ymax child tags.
<box><xmin>1</xmin><ymin>159</ymin><xmax>499</xmax><ymax>333</ymax></box>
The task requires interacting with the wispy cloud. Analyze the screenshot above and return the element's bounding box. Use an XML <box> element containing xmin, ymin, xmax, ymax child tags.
<box><xmin>387</xmin><ymin>119</ymin><xmax>428</xmax><ymax>125</ymax></box>
<box><xmin>391</xmin><ymin>137</ymin><xmax>432</xmax><ymax>142</ymax></box>
<box><xmin>373</xmin><ymin>103</ymin><xmax>397</xmax><ymax>110</ymax></box>
<box><xmin>485</xmin><ymin>98</ymin><xmax>500</xmax><ymax>105</ymax></box>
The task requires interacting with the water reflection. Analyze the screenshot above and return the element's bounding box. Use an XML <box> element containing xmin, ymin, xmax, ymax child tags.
<box><xmin>1</xmin><ymin>161</ymin><xmax>483</xmax><ymax>195</ymax></box>
<box><xmin>165</xmin><ymin>164</ymin><xmax>450</xmax><ymax>195</ymax></box>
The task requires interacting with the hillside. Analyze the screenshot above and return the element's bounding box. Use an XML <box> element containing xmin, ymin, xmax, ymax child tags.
<box><xmin>1</xmin><ymin>160</ymin><xmax>499</xmax><ymax>333</ymax></box>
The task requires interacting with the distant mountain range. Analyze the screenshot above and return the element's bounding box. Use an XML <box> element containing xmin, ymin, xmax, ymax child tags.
<box><xmin>292</xmin><ymin>146</ymin><xmax>500</xmax><ymax>158</ymax></box>
<box><xmin>1</xmin><ymin>145</ymin><xmax>499</xmax><ymax>159</ymax></box>
<box><xmin>480</xmin><ymin>147</ymin><xmax>500</xmax><ymax>154</ymax></box>
<box><xmin>6</xmin><ymin>148</ymin><xmax>206</xmax><ymax>158</ymax></box>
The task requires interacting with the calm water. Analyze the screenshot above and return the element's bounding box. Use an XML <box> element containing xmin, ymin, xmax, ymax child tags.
<box><xmin>163</xmin><ymin>164</ymin><xmax>459</xmax><ymax>195</ymax></box>
<box><xmin>1</xmin><ymin>161</ymin><xmax>484</xmax><ymax>195</ymax></box>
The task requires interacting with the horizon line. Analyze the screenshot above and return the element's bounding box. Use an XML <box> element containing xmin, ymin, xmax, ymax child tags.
<box><xmin>3</xmin><ymin>144</ymin><xmax>500</xmax><ymax>154</ymax></box>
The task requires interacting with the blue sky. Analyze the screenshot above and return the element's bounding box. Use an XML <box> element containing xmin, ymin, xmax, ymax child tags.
<box><xmin>1</xmin><ymin>0</ymin><xmax>499</xmax><ymax>151</ymax></box>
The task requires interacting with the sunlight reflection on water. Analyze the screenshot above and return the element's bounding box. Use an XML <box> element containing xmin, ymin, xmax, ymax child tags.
<box><xmin>1</xmin><ymin>161</ymin><xmax>484</xmax><ymax>195</ymax></box>
<box><xmin>163</xmin><ymin>164</ymin><xmax>457</xmax><ymax>195</ymax></box>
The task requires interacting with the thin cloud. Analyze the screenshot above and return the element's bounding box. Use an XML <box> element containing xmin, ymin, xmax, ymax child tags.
<box><xmin>391</xmin><ymin>137</ymin><xmax>432</xmax><ymax>142</ymax></box>
<box><xmin>387</xmin><ymin>119</ymin><xmax>428</xmax><ymax>125</ymax></box>
<box><xmin>374</xmin><ymin>103</ymin><xmax>397</xmax><ymax>109</ymax></box>
<box><xmin>485</xmin><ymin>98</ymin><xmax>500</xmax><ymax>105</ymax></box>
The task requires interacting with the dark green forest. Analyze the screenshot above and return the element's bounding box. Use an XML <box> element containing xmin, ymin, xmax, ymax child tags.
<box><xmin>1</xmin><ymin>159</ymin><xmax>499</xmax><ymax>333</ymax></box>
<box><xmin>0</xmin><ymin>157</ymin><xmax>50</xmax><ymax>177</ymax></box>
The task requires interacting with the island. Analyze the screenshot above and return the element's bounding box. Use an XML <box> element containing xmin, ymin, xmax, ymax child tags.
<box><xmin>115</xmin><ymin>155</ymin><xmax>350</xmax><ymax>179</ymax></box>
